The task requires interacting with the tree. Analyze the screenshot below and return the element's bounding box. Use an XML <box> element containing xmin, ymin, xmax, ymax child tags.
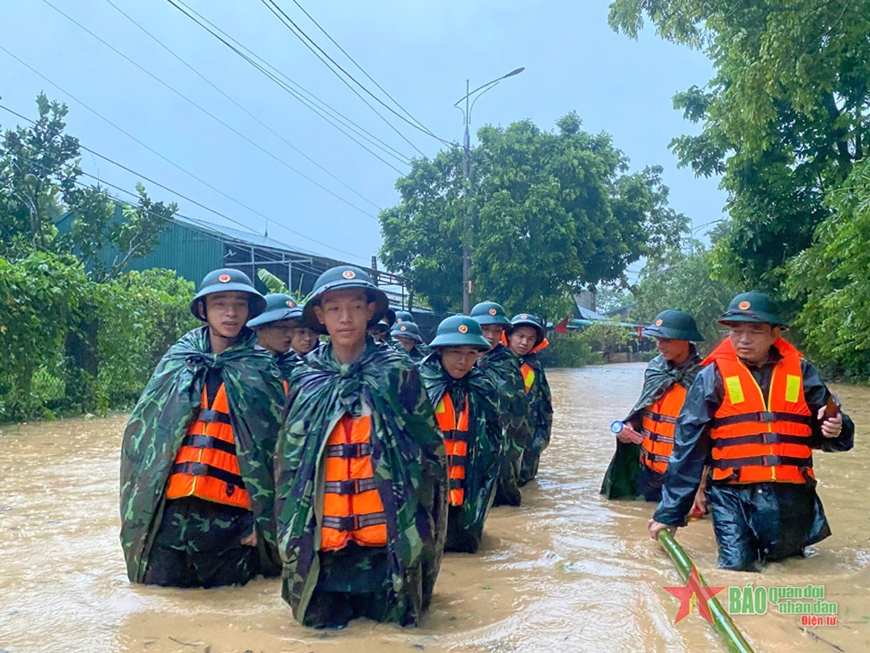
<box><xmin>379</xmin><ymin>113</ymin><xmax>688</xmax><ymax>316</ymax></box>
<box><xmin>632</xmin><ymin>245</ymin><xmax>737</xmax><ymax>348</ymax></box>
<box><xmin>1</xmin><ymin>94</ymin><xmax>176</xmax><ymax>279</ymax></box>
<box><xmin>608</xmin><ymin>0</ymin><xmax>870</xmax><ymax>300</ymax></box>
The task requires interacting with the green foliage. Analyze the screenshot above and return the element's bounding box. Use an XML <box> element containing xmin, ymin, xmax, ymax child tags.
<box><xmin>379</xmin><ymin>113</ymin><xmax>688</xmax><ymax>316</ymax></box>
<box><xmin>537</xmin><ymin>332</ymin><xmax>602</xmax><ymax>368</ymax></box>
<box><xmin>576</xmin><ymin>319</ymin><xmax>635</xmax><ymax>354</ymax></box>
<box><xmin>258</xmin><ymin>268</ymin><xmax>290</xmax><ymax>294</ymax></box>
<box><xmin>608</xmin><ymin>0</ymin><xmax>870</xmax><ymax>300</ymax></box>
<box><xmin>632</xmin><ymin>246</ymin><xmax>737</xmax><ymax>349</ymax></box>
<box><xmin>787</xmin><ymin>159</ymin><xmax>870</xmax><ymax>381</ymax></box>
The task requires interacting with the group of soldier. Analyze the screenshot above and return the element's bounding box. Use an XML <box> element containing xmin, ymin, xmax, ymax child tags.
<box><xmin>602</xmin><ymin>293</ymin><xmax>855</xmax><ymax>572</ymax></box>
<box><xmin>119</xmin><ymin>264</ymin><xmax>552</xmax><ymax>629</ymax></box>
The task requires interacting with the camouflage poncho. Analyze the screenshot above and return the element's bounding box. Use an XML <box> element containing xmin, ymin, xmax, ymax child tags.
<box><xmin>390</xmin><ymin>339</ymin><xmax>431</xmax><ymax>364</ymax></box>
<box><xmin>275</xmin><ymin>337</ymin><xmax>448</xmax><ymax>626</ymax></box>
<box><xmin>518</xmin><ymin>351</ymin><xmax>554</xmax><ymax>486</ymax></box>
<box><xmin>419</xmin><ymin>354</ymin><xmax>503</xmax><ymax>551</ymax></box>
<box><xmin>477</xmin><ymin>343</ymin><xmax>532</xmax><ymax>506</ymax></box>
<box><xmin>275</xmin><ymin>351</ymin><xmax>300</xmax><ymax>382</ymax></box>
<box><xmin>600</xmin><ymin>348</ymin><xmax>702</xmax><ymax>499</ymax></box>
<box><xmin>120</xmin><ymin>327</ymin><xmax>285</xmax><ymax>582</ymax></box>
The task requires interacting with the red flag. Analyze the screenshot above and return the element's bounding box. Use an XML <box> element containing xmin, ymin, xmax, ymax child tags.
<box><xmin>554</xmin><ymin>314</ymin><xmax>570</xmax><ymax>334</ymax></box>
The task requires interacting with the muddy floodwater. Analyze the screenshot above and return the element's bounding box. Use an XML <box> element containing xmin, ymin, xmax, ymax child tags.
<box><xmin>1</xmin><ymin>364</ymin><xmax>869</xmax><ymax>653</ymax></box>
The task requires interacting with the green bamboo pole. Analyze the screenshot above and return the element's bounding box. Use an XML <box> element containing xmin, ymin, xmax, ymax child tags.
<box><xmin>657</xmin><ymin>530</ymin><xmax>756</xmax><ymax>653</ymax></box>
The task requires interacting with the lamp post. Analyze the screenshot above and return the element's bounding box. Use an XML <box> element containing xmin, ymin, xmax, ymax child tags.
<box><xmin>454</xmin><ymin>67</ymin><xmax>525</xmax><ymax>314</ymax></box>
<box><xmin>687</xmin><ymin>219</ymin><xmax>724</xmax><ymax>256</ymax></box>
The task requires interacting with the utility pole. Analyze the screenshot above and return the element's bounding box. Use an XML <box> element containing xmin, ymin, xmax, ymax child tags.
<box><xmin>455</xmin><ymin>67</ymin><xmax>525</xmax><ymax>314</ymax></box>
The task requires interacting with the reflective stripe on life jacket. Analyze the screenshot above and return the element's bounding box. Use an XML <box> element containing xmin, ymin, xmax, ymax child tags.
<box><xmin>435</xmin><ymin>393</ymin><xmax>470</xmax><ymax>506</ymax></box>
<box><xmin>166</xmin><ymin>383</ymin><xmax>251</xmax><ymax>510</ymax></box>
<box><xmin>639</xmin><ymin>383</ymin><xmax>687</xmax><ymax>475</ymax></box>
<box><xmin>320</xmin><ymin>413</ymin><xmax>388</xmax><ymax>551</ymax></box>
<box><xmin>520</xmin><ymin>363</ymin><xmax>536</xmax><ymax>393</ymax></box>
<box><xmin>706</xmin><ymin>337</ymin><xmax>814</xmax><ymax>484</ymax></box>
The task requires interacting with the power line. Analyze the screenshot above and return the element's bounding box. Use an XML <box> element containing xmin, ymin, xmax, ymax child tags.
<box><xmin>167</xmin><ymin>0</ymin><xmax>412</xmax><ymax>172</ymax></box>
<box><xmin>260</xmin><ymin>0</ymin><xmax>431</xmax><ymax>158</ymax></box>
<box><xmin>38</xmin><ymin>0</ymin><xmax>378</xmax><ymax>222</ymax></box>
<box><xmin>289</xmin><ymin>0</ymin><xmax>444</xmax><ymax>141</ymax></box>
<box><xmin>0</xmin><ymin>47</ymin><xmax>369</xmax><ymax>261</ymax></box>
<box><xmin>101</xmin><ymin>0</ymin><xmax>382</xmax><ymax>214</ymax></box>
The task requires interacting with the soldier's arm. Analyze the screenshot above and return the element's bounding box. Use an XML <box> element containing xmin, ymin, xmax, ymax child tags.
<box><xmin>653</xmin><ymin>366</ymin><xmax>719</xmax><ymax>527</ymax></box>
<box><xmin>801</xmin><ymin>360</ymin><xmax>855</xmax><ymax>452</ymax></box>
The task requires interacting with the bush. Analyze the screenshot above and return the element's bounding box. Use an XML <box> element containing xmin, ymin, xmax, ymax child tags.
<box><xmin>538</xmin><ymin>332</ymin><xmax>602</xmax><ymax>368</ymax></box>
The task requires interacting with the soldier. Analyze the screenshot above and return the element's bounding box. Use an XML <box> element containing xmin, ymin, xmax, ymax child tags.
<box><xmin>287</xmin><ymin>303</ymin><xmax>320</xmax><ymax>358</ymax></box>
<box><xmin>366</xmin><ymin>309</ymin><xmax>395</xmax><ymax>344</ymax></box>
<box><xmin>275</xmin><ymin>265</ymin><xmax>447</xmax><ymax>629</ymax></box>
<box><xmin>394</xmin><ymin>310</ymin><xmax>414</xmax><ymax>325</ymax></box>
<box><xmin>601</xmin><ymin>309</ymin><xmax>704</xmax><ymax>504</ymax></box>
<box><xmin>506</xmin><ymin>314</ymin><xmax>554</xmax><ymax>486</ymax></box>
<box><xmin>420</xmin><ymin>316</ymin><xmax>503</xmax><ymax>553</ymax></box>
<box><xmin>391</xmin><ymin>321</ymin><xmax>428</xmax><ymax>363</ymax></box>
<box><xmin>120</xmin><ymin>268</ymin><xmax>284</xmax><ymax>588</ymax></box>
<box><xmin>471</xmin><ymin>301</ymin><xmax>532</xmax><ymax>507</ymax></box>
<box><xmin>247</xmin><ymin>293</ymin><xmax>301</xmax><ymax>381</ymax></box>
<box><xmin>648</xmin><ymin>292</ymin><xmax>855</xmax><ymax>571</ymax></box>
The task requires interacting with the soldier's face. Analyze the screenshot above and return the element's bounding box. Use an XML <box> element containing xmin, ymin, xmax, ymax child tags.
<box><xmin>508</xmin><ymin>326</ymin><xmax>538</xmax><ymax>356</ymax></box>
<box><xmin>202</xmin><ymin>292</ymin><xmax>250</xmax><ymax>339</ymax></box>
<box><xmin>255</xmin><ymin>319</ymin><xmax>295</xmax><ymax>355</ymax></box>
<box><xmin>395</xmin><ymin>336</ymin><xmax>416</xmax><ymax>352</ymax></box>
<box><xmin>655</xmin><ymin>337</ymin><xmax>690</xmax><ymax>362</ymax></box>
<box><xmin>727</xmin><ymin>322</ymin><xmax>781</xmax><ymax>365</ymax></box>
<box><xmin>480</xmin><ymin>324</ymin><xmax>503</xmax><ymax>349</ymax></box>
<box><xmin>290</xmin><ymin>325</ymin><xmax>318</xmax><ymax>355</ymax></box>
<box><xmin>440</xmin><ymin>346</ymin><xmax>479</xmax><ymax>379</ymax></box>
<box><xmin>314</xmin><ymin>289</ymin><xmax>375</xmax><ymax>347</ymax></box>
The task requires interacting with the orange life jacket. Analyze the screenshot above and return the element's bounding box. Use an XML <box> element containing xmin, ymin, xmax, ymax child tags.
<box><xmin>166</xmin><ymin>383</ymin><xmax>251</xmax><ymax>510</ymax></box>
<box><xmin>435</xmin><ymin>393</ymin><xmax>470</xmax><ymax>506</ymax></box>
<box><xmin>704</xmin><ymin>337</ymin><xmax>814</xmax><ymax>484</ymax></box>
<box><xmin>520</xmin><ymin>363</ymin><xmax>536</xmax><ymax>394</ymax></box>
<box><xmin>639</xmin><ymin>383</ymin><xmax>687</xmax><ymax>475</ymax></box>
<box><xmin>320</xmin><ymin>413</ymin><xmax>388</xmax><ymax>552</ymax></box>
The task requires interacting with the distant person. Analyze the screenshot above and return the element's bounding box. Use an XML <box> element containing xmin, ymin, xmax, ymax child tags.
<box><xmin>275</xmin><ymin>266</ymin><xmax>447</xmax><ymax>629</ymax></box>
<box><xmin>120</xmin><ymin>268</ymin><xmax>284</xmax><ymax>588</ymax></box>
<box><xmin>601</xmin><ymin>309</ymin><xmax>705</xmax><ymax>505</ymax></box>
<box><xmin>247</xmin><ymin>293</ymin><xmax>301</xmax><ymax>382</ymax></box>
<box><xmin>367</xmin><ymin>309</ymin><xmax>394</xmax><ymax>344</ymax></box>
<box><xmin>391</xmin><ymin>321</ymin><xmax>429</xmax><ymax>363</ymax></box>
<box><xmin>287</xmin><ymin>303</ymin><xmax>320</xmax><ymax>358</ymax></box>
<box><xmin>471</xmin><ymin>301</ymin><xmax>532</xmax><ymax>506</ymax></box>
<box><xmin>420</xmin><ymin>316</ymin><xmax>503</xmax><ymax>553</ymax></box>
<box><xmin>506</xmin><ymin>314</ymin><xmax>553</xmax><ymax>486</ymax></box>
<box><xmin>649</xmin><ymin>292</ymin><xmax>855</xmax><ymax>571</ymax></box>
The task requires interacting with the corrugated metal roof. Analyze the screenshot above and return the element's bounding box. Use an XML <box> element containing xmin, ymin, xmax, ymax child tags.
<box><xmin>174</xmin><ymin>215</ymin><xmax>318</xmax><ymax>256</ymax></box>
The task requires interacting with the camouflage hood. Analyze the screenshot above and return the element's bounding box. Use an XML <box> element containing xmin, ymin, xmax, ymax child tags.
<box><xmin>275</xmin><ymin>337</ymin><xmax>447</xmax><ymax>626</ymax></box>
<box><xmin>419</xmin><ymin>354</ymin><xmax>503</xmax><ymax>548</ymax></box>
<box><xmin>119</xmin><ymin>326</ymin><xmax>284</xmax><ymax>582</ymax></box>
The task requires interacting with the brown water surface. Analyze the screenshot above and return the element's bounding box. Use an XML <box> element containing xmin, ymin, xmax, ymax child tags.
<box><xmin>1</xmin><ymin>364</ymin><xmax>868</xmax><ymax>652</ymax></box>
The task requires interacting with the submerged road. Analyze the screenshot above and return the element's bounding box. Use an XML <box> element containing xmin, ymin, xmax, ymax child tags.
<box><xmin>1</xmin><ymin>364</ymin><xmax>868</xmax><ymax>652</ymax></box>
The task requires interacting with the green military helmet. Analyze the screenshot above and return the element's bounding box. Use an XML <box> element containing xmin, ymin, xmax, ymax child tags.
<box><xmin>302</xmin><ymin>265</ymin><xmax>389</xmax><ymax>334</ymax></box>
<box><xmin>429</xmin><ymin>315</ymin><xmax>491</xmax><ymax>351</ymax></box>
<box><xmin>644</xmin><ymin>309</ymin><xmax>704</xmax><ymax>342</ymax></box>
<box><xmin>508</xmin><ymin>313</ymin><xmax>545</xmax><ymax>346</ymax></box>
<box><xmin>391</xmin><ymin>321</ymin><xmax>424</xmax><ymax>344</ymax></box>
<box><xmin>189</xmin><ymin>268</ymin><xmax>266</xmax><ymax>322</ymax></box>
<box><xmin>394</xmin><ymin>310</ymin><xmax>414</xmax><ymax>324</ymax></box>
<box><xmin>470</xmin><ymin>301</ymin><xmax>512</xmax><ymax>327</ymax></box>
<box><xmin>246</xmin><ymin>293</ymin><xmax>303</xmax><ymax>328</ymax></box>
<box><xmin>719</xmin><ymin>291</ymin><xmax>787</xmax><ymax>328</ymax></box>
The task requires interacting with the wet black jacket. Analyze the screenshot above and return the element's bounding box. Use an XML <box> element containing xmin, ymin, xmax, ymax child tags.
<box><xmin>654</xmin><ymin>343</ymin><xmax>854</xmax><ymax>526</ymax></box>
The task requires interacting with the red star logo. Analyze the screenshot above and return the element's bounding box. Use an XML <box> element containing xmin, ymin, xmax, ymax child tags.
<box><xmin>663</xmin><ymin>565</ymin><xmax>725</xmax><ymax>624</ymax></box>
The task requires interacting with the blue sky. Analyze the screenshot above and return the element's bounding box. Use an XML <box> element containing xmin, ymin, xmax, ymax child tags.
<box><xmin>1</xmin><ymin>0</ymin><xmax>725</xmax><ymax>271</ymax></box>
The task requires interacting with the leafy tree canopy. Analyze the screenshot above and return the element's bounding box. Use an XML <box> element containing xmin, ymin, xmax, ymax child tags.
<box><xmin>379</xmin><ymin>113</ymin><xmax>688</xmax><ymax>316</ymax></box>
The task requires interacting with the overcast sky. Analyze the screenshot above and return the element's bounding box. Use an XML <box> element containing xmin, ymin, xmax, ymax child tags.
<box><xmin>1</xmin><ymin>0</ymin><xmax>725</xmax><ymax>271</ymax></box>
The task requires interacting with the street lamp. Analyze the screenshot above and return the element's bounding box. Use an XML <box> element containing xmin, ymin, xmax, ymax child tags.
<box><xmin>687</xmin><ymin>219</ymin><xmax>724</xmax><ymax>256</ymax></box>
<box><xmin>454</xmin><ymin>67</ymin><xmax>525</xmax><ymax>314</ymax></box>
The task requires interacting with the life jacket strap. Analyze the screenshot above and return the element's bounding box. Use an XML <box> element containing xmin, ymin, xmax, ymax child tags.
<box><xmin>641</xmin><ymin>450</ymin><xmax>671</xmax><ymax>465</ymax></box>
<box><xmin>324</xmin><ymin>477</ymin><xmax>379</xmax><ymax>495</ymax></box>
<box><xmin>181</xmin><ymin>434</ymin><xmax>237</xmax><ymax>455</ymax></box>
<box><xmin>642</xmin><ymin>410</ymin><xmax>677</xmax><ymax>425</ymax></box>
<box><xmin>197</xmin><ymin>408</ymin><xmax>232</xmax><ymax>425</ymax></box>
<box><xmin>322</xmin><ymin>513</ymin><xmax>387</xmax><ymax>532</ymax></box>
<box><xmin>712</xmin><ymin>432</ymin><xmax>811</xmax><ymax>448</ymax></box>
<box><xmin>711</xmin><ymin>454</ymin><xmax>813</xmax><ymax>470</ymax></box>
<box><xmin>171</xmin><ymin>461</ymin><xmax>245</xmax><ymax>488</ymax></box>
<box><xmin>326</xmin><ymin>442</ymin><xmax>373</xmax><ymax>458</ymax></box>
<box><xmin>641</xmin><ymin>428</ymin><xmax>674</xmax><ymax>444</ymax></box>
<box><xmin>449</xmin><ymin>478</ymin><xmax>465</xmax><ymax>491</ymax></box>
<box><xmin>712</xmin><ymin>411</ymin><xmax>812</xmax><ymax>428</ymax></box>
